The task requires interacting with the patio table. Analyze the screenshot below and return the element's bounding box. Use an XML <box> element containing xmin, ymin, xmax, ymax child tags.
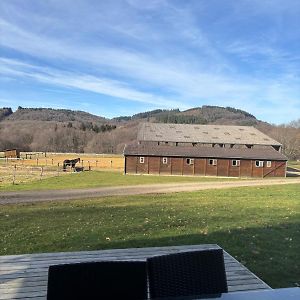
<box><xmin>153</xmin><ymin>288</ymin><xmax>300</xmax><ymax>300</ymax></box>
<box><xmin>0</xmin><ymin>244</ymin><xmax>270</xmax><ymax>299</ymax></box>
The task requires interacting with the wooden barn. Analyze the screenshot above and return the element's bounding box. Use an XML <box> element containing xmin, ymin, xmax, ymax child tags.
<box><xmin>124</xmin><ymin>123</ymin><xmax>287</xmax><ymax>178</ymax></box>
<box><xmin>4</xmin><ymin>148</ymin><xmax>20</xmax><ymax>158</ymax></box>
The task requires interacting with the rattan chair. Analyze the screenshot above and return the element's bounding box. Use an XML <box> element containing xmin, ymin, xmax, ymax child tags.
<box><xmin>147</xmin><ymin>249</ymin><xmax>228</xmax><ymax>299</ymax></box>
<box><xmin>47</xmin><ymin>260</ymin><xmax>147</xmax><ymax>300</ymax></box>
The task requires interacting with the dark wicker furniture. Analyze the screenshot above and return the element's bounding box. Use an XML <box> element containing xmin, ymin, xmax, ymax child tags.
<box><xmin>47</xmin><ymin>260</ymin><xmax>147</xmax><ymax>300</ymax></box>
<box><xmin>147</xmin><ymin>249</ymin><xmax>228</xmax><ymax>299</ymax></box>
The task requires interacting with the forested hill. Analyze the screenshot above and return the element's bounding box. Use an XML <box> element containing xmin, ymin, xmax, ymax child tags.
<box><xmin>7</xmin><ymin>107</ymin><xmax>108</xmax><ymax>123</ymax></box>
<box><xmin>0</xmin><ymin>107</ymin><xmax>13</xmax><ymax>121</ymax></box>
<box><xmin>114</xmin><ymin>106</ymin><xmax>258</xmax><ymax>126</ymax></box>
<box><xmin>0</xmin><ymin>106</ymin><xmax>299</xmax><ymax>159</ymax></box>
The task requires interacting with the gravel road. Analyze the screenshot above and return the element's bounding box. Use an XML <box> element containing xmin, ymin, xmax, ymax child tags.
<box><xmin>0</xmin><ymin>178</ymin><xmax>299</xmax><ymax>205</ymax></box>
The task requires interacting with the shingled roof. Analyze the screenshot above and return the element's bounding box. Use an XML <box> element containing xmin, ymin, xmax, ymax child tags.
<box><xmin>124</xmin><ymin>143</ymin><xmax>287</xmax><ymax>161</ymax></box>
<box><xmin>137</xmin><ymin>123</ymin><xmax>281</xmax><ymax>146</ymax></box>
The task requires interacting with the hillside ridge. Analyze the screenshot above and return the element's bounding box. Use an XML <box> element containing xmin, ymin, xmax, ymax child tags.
<box><xmin>1</xmin><ymin>105</ymin><xmax>257</xmax><ymax>124</ymax></box>
<box><xmin>0</xmin><ymin>105</ymin><xmax>299</xmax><ymax>159</ymax></box>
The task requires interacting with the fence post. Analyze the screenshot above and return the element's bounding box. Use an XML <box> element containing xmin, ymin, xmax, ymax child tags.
<box><xmin>52</xmin><ymin>159</ymin><xmax>54</xmax><ymax>165</ymax></box>
<box><xmin>88</xmin><ymin>161</ymin><xmax>91</xmax><ymax>171</ymax></box>
<box><xmin>12</xmin><ymin>164</ymin><xmax>16</xmax><ymax>185</ymax></box>
<box><xmin>96</xmin><ymin>160</ymin><xmax>98</xmax><ymax>168</ymax></box>
<box><xmin>40</xmin><ymin>167</ymin><xmax>43</xmax><ymax>180</ymax></box>
<box><xmin>36</xmin><ymin>158</ymin><xmax>39</xmax><ymax>166</ymax></box>
<box><xmin>57</xmin><ymin>163</ymin><xmax>60</xmax><ymax>176</ymax></box>
<box><xmin>110</xmin><ymin>160</ymin><xmax>112</xmax><ymax>168</ymax></box>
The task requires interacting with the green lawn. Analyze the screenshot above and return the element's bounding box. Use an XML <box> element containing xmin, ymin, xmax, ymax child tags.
<box><xmin>0</xmin><ymin>184</ymin><xmax>299</xmax><ymax>288</ymax></box>
<box><xmin>0</xmin><ymin>170</ymin><xmax>238</xmax><ymax>191</ymax></box>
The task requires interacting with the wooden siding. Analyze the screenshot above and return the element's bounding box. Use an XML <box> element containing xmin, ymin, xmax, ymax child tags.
<box><xmin>0</xmin><ymin>244</ymin><xmax>270</xmax><ymax>299</ymax></box>
<box><xmin>159</xmin><ymin>157</ymin><xmax>171</xmax><ymax>175</ymax></box>
<box><xmin>240</xmin><ymin>160</ymin><xmax>252</xmax><ymax>177</ymax></box>
<box><xmin>4</xmin><ymin>149</ymin><xmax>20</xmax><ymax>158</ymax></box>
<box><xmin>125</xmin><ymin>155</ymin><xmax>286</xmax><ymax>178</ymax></box>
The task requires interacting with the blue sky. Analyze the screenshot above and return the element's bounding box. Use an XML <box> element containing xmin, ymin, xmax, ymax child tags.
<box><xmin>0</xmin><ymin>0</ymin><xmax>299</xmax><ymax>124</ymax></box>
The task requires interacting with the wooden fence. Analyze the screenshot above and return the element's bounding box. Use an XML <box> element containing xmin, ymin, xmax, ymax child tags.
<box><xmin>0</xmin><ymin>164</ymin><xmax>68</xmax><ymax>186</ymax></box>
<box><xmin>0</xmin><ymin>154</ymin><xmax>124</xmax><ymax>171</ymax></box>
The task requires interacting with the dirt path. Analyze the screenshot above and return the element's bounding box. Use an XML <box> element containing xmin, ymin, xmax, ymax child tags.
<box><xmin>0</xmin><ymin>178</ymin><xmax>299</xmax><ymax>205</ymax></box>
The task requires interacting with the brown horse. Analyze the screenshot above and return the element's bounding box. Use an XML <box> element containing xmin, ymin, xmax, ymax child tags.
<box><xmin>63</xmin><ymin>158</ymin><xmax>80</xmax><ymax>171</ymax></box>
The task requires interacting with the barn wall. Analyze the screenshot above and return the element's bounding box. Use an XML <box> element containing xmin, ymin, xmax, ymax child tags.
<box><xmin>125</xmin><ymin>156</ymin><xmax>286</xmax><ymax>177</ymax></box>
<box><xmin>240</xmin><ymin>160</ymin><xmax>252</xmax><ymax>177</ymax></box>
<box><xmin>274</xmin><ymin>161</ymin><xmax>286</xmax><ymax>177</ymax></box>
<box><xmin>194</xmin><ymin>159</ymin><xmax>206</xmax><ymax>175</ymax></box>
<box><xmin>251</xmin><ymin>160</ymin><xmax>264</xmax><ymax>178</ymax></box>
<box><xmin>125</xmin><ymin>156</ymin><xmax>137</xmax><ymax>173</ymax></box>
<box><xmin>170</xmin><ymin>157</ymin><xmax>183</xmax><ymax>175</ymax></box>
<box><xmin>263</xmin><ymin>161</ymin><xmax>286</xmax><ymax>177</ymax></box>
<box><xmin>205</xmin><ymin>160</ymin><xmax>217</xmax><ymax>176</ymax></box>
<box><xmin>182</xmin><ymin>158</ymin><xmax>194</xmax><ymax>175</ymax></box>
<box><xmin>148</xmin><ymin>156</ymin><xmax>160</xmax><ymax>174</ymax></box>
<box><xmin>159</xmin><ymin>157</ymin><xmax>172</xmax><ymax>175</ymax></box>
<box><xmin>4</xmin><ymin>149</ymin><xmax>20</xmax><ymax>158</ymax></box>
<box><xmin>217</xmin><ymin>159</ymin><xmax>229</xmax><ymax>177</ymax></box>
<box><xmin>228</xmin><ymin>161</ymin><xmax>240</xmax><ymax>177</ymax></box>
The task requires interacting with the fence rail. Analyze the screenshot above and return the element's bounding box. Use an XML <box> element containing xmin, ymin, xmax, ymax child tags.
<box><xmin>0</xmin><ymin>164</ymin><xmax>67</xmax><ymax>186</ymax></box>
<box><xmin>0</xmin><ymin>156</ymin><xmax>124</xmax><ymax>170</ymax></box>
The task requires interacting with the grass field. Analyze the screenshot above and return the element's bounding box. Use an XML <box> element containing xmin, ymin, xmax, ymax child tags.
<box><xmin>0</xmin><ymin>184</ymin><xmax>299</xmax><ymax>288</ymax></box>
<box><xmin>0</xmin><ymin>152</ymin><xmax>125</xmax><ymax>187</ymax></box>
<box><xmin>289</xmin><ymin>160</ymin><xmax>300</xmax><ymax>169</ymax></box>
<box><xmin>0</xmin><ymin>170</ymin><xmax>238</xmax><ymax>191</ymax></box>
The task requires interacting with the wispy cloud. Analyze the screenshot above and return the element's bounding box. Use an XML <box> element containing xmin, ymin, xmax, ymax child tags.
<box><xmin>0</xmin><ymin>58</ymin><xmax>186</xmax><ymax>109</ymax></box>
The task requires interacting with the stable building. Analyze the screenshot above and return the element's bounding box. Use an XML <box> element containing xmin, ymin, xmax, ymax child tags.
<box><xmin>124</xmin><ymin>123</ymin><xmax>287</xmax><ymax>178</ymax></box>
<box><xmin>4</xmin><ymin>149</ymin><xmax>20</xmax><ymax>159</ymax></box>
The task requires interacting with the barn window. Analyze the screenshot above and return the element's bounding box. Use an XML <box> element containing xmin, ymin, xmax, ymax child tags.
<box><xmin>255</xmin><ymin>160</ymin><xmax>263</xmax><ymax>167</ymax></box>
<box><xmin>162</xmin><ymin>157</ymin><xmax>168</xmax><ymax>164</ymax></box>
<box><xmin>266</xmin><ymin>161</ymin><xmax>272</xmax><ymax>168</ymax></box>
<box><xmin>186</xmin><ymin>158</ymin><xmax>194</xmax><ymax>165</ymax></box>
<box><xmin>139</xmin><ymin>157</ymin><xmax>145</xmax><ymax>164</ymax></box>
<box><xmin>209</xmin><ymin>159</ymin><xmax>217</xmax><ymax>166</ymax></box>
<box><xmin>232</xmin><ymin>160</ymin><xmax>240</xmax><ymax>167</ymax></box>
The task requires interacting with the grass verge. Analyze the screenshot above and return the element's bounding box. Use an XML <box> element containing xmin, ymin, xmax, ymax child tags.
<box><xmin>0</xmin><ymin>184</ymin><xmax>299</xmax><ymax>288</ymax></box>
<box><xmin>0</xmin><ymin>170</ymin><xmax>238</xmax><ymax>191</ymax></box>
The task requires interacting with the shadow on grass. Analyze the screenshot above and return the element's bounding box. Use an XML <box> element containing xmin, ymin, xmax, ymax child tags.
<box><xmin>0</xmin><ymin>221</ymin><xmax>298</xmax><ymax>298</ymax></box>
<box><xmin>96</xmin><ymin>221</ymin><xmax>299</xmax><ymax>289</ymax></box>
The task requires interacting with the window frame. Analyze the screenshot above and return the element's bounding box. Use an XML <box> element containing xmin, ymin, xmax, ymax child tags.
<box><xmin>186</xmin><ymin>158</ymin><xmax>194</xmax><ymax>165</ymax></box>
<box><xmin>139</xmin><ymin>156</ymin><xmax>145</xmax><ymax>164</ymax></box>
<box><xmin>266</xmin><ymin>161</ymin><xmax>272</xmax><ymax>168</ymax></box>
<box><xmin>162</xmin><ymin>157</ymin><xmax>168</xmax><ymax>164</ymax></box>
<box><xmin>255</xmin><ymin>160</ymin><xmax>264</xmax><ymax>168</ymax></box>
<box><xmin>232</xmin><ymin>160</ymin><xmax>240</xmax><ymax>167</ymax></box>
<box><xmin>208</xmin><ymin>159</ymin><xmax>217</xmax><ymax>166</ymax></box>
